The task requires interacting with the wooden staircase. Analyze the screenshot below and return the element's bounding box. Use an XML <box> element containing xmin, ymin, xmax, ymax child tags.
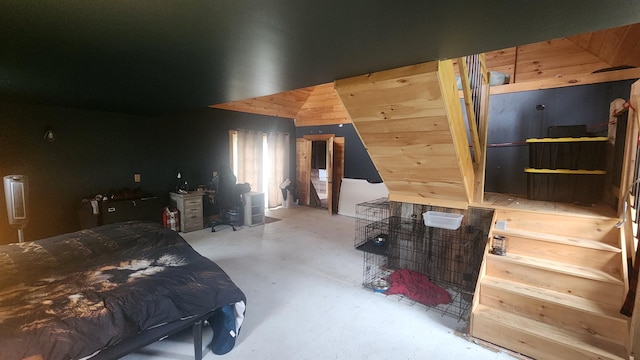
<box><xmin>334</xmin><ymin>60</ymin><xmax>477</xmax><ymax>209</ymax></box>
<box><xmin>471</xmin><ymin>208</ymin><xmax>630</xmax><ymax>359</ymax></box>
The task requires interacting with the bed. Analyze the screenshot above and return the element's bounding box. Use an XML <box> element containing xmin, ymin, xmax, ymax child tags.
<box><xmin>0</xmin><ymin>221</ymin><xmax>246</xmax><ymax>360</ymax></box>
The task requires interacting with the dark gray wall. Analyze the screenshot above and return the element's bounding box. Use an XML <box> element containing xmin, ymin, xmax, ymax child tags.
<box><xmin>295</xmin><ymin>124</ymin><xmax>382</xmax><ymax>183</ymax></box>
<box><xmin>485</xmin><ymin>79</ymin><xmax>636</xmax><ymax>195</ymax></box>
<box><xmin>168</xmin><ymin>108</ymin><xmax>296</xmax><ymax>189</ymax></box>
<box><xmin>0</xmin><ymin>102</ymin><xmax>293</xmax><ymax>244</ymax></box>
<box><xmin>3</xmin><ymin>1</ymin><xmax>639</xmax><ymax>114</ymax></box>
<box><xmin>1</xmin><ymin>79</ymin><xmax>635</xmax><ymax>243</ymax></box>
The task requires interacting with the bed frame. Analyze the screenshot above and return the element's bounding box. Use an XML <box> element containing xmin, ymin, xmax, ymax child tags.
<box><xmin>89</xmin><ymin>310</ymin><xmax>215</xmax><ymax>360</ymax></box>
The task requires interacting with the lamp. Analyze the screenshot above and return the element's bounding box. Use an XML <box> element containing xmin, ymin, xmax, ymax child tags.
<box><xmin>43</xmin><ymin>128</ymin><xmax>56</xmax><ymax>142</ymax></box>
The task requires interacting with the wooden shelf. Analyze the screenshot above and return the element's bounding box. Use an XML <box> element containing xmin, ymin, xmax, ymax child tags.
<box><xmin>526</xmin><ymin>137</ymin><xmax>608</xmax><ymax>143</ymax></box>
<box><xmin>525</xmin><ymin>168</ymin><xmax>606</xmax><ymax>175</ymax></box>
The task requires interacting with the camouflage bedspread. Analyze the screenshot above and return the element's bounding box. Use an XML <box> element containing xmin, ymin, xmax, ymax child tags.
<box><xmin>0</xmin><ymin>221</ymin><xmax>246</xmax><ymax>360</ymax></box>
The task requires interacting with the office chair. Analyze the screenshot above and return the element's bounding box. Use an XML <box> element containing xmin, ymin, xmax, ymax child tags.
<box><xmin>210</xmin><ymin>169</ymin><xmax>244</xmax><ymax>232</ymax></box>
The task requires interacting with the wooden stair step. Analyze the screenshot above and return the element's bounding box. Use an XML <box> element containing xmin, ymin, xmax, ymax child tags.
<box><xmin>492</xmin><ymin>228</ymin><xmax>623</xmax><ymax>277</ymax></box>
<box><xmin>482</xmin><ymin>276</ymin><xmax>626</xmax><ymax>320</ymax></box>
<box><xmin>481</xmin><ymin>276</ymin><xmax>628</xmax><ymax>346</ymax></box>
<box><xmin>486</xmin><ymin>253</ymin><xmax>624</xmax><ymax>306</ymax></box>
<box><xmin>492</xmin><ymin>228</ymin><xmax>621</xmax><ymax>252</ymax></box>
<box><xmin>472</xmin><ymin>304</ymin><xmax>628</xmax><ymax>360</ymax></box>
<box><xmin>491</xmin><ymin>253</ymin><xmax>623</xmax><ymax>285</ymax></box>
<box><xmin>493</xmin><ymin>209</ymin><xmax>619</xmax><ymax>244</ymax></box>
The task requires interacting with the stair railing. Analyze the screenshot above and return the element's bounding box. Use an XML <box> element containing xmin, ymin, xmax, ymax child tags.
<box><xmin>457</xmin><ymin>54</ymin><xmax>489</xmax><ymax>164</ymax></box>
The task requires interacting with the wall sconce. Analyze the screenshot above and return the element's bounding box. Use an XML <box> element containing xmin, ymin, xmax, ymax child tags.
<box><xmin>43</xmin><ymin>128</ymin><xmax>56</xmax><ymax>142</ymax></box>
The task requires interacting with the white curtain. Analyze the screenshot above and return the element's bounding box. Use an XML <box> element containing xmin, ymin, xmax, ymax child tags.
<box><xmin>233</xmin><ymin>130</ymin><xmax>290</xmax><ymax>208</ymax></box>
<box><xmin>235</xmin><ymin>130</ymin><xmax>264</xmax><ymax>193</ymax></box>
<box><xmin>267</xmin><ymin>132</ymin><xmax>290</xmax><ymax>208</ymax></box>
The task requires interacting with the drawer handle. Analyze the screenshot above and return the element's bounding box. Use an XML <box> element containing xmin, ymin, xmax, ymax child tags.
<box><xmin>107</xmin><ymin>207</ymin><xmax>116</xmax><ymax>213</ymax></box>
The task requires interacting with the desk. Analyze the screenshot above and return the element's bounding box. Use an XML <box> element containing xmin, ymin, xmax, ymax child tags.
<box><xmin>169</xmin><ymin>192</ymin><xmax>204</xmax><ymax>232</ymax></box>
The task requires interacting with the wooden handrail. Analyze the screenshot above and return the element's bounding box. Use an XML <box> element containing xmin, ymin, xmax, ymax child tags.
<box><xmin>457</xmin><ymin>56</ymin><xmax>485</xmax><ymax>164</ymax></box>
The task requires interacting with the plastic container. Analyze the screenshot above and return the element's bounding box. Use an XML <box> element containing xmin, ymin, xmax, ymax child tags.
<box><xmin>422</xmin><ymin>211</ymin><xmax>463</xmax><ymax>230</ymax></box>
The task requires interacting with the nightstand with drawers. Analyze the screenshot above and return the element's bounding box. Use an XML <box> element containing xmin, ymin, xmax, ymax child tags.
<box><xmin>169</xmin><ymin>192</ymin><xmax>204</xmax><ymax>232</ymax></box>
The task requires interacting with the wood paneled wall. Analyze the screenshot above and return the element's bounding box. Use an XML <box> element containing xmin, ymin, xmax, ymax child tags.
<box><xmin>294</xmin><ymin>83</ymin><xmax>351</xmax><ymax>127</ymax></box>
<box><xmin>512</xmin><ymin>38</ymin><xmax>611</xmax><ymax>83</ymax></box>
<box><xmin>568</xmin><ymin>23</ymin><xmax>640</xmax><ymax>67</ymax></box>
<box><xmin>211</xmin><ymin>83</ymin><xmax>351</xmax><ymax>127</ymax></box>
<box><xmin>211</xmin><ymin>86</ymin><xmax>315</xmax><ymax>119</ymax></box>
<box><xmin>335</xmin><ymin>60</ymin><xmax>475</xmax><ymax>209</ymax></box>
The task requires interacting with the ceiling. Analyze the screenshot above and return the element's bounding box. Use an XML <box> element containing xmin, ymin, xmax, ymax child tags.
<box><xmin>1</xmin><ymin>1</ymin><xmax>640</xmax><ymax>115</ymax></box>
<box><xmin>212</xmin><ymin>23</ymin><xmax>640</xmax><ymax>126</ymax></box>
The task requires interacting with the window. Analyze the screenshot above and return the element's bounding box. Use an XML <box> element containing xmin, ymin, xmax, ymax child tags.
<box><xmin>229</xmin><ymin>130</ymin><xmax>290</xmax><ymax>208</ymax></box>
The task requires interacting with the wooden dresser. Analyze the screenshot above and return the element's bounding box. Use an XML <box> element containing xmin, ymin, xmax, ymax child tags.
<box><xmin>169</xmin><ymin>192</ymin><xmax>204</xmax><ymax>232</ymax></box>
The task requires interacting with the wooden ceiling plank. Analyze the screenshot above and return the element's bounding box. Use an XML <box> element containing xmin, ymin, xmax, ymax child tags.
<box><xmin>294</xmin><ymin>82</ymin><xmax>351</xmax><ymax>127</ymax></box>
<box><xmin>585</xmin><ymin>29</ymin><xmax>607</xmax><ymax>57</ymax></box>
<box><xmin>568</xmin><ymin>32</ymin><xmax>592</xmax><ymax>49</ymax></box>
<box><xmin>484</xmin><ymin>47</ymin><xmax>517</xmax><ymax>81</ymax></box>
<box><xmin>388</xmin><ymin>192</ymin><xmax>469</xmax><ymax>210</ymax></box>
<box><xmin>622</xmin><ymin>44</ymin><xmax>640</xmax><ymax>68</ymax></box>
<box><xmin>516</xmin><ymin>62</ymin><xmax>613</xmax><ymax>82</ymax></box>
<box><xmin>389</xmin><ymin>180</ymin><xmax>467</xmax><ymax>192</ymax></box>
<box><xmin>388</xmin><ymin>185</ymin><xmax>467</xmax><ymax>200</ymax></box>
<box><xmin>367</xmin><ymin>151</ymin><xmax>456</xmax><ymax>165</ymax></box>
<box><xmin>335</xmin><ymin>62</ymin><xmax>439</xmax><ymax>91</ymax></box>
<box><xmin>210</xmin><ymin>86</ymin><xmax>314</xmax><ymax>118</ymax></box>
<box><xmin>517</xmin><ymin>47</ymin><xmax>604</xmax><ymax>66</ymax></box>
<box><xmin>517</xmin><ymin>38</ymin><xmax>592</xmax><ymax>59</ymax></box>
<box><xmin>382</xmin><ymin>169</ymin><xmax>463</xmax><ymax>183</ymax></box>
<box><xmin>485</xmin><ymin>48</ymin><xmax>517</xmax><ymax>67</ymax></box>
<box><xmin>338</xmin><ymin>78</ymin><xmax>443</xmax><ymax>108</ymax></box>
<box><xmin>490</xmin><ymin>67</ymin><xmax>640</xmax><ymax>95</ymax></box>
<box><xmin>362</xmin><ymin>130</ymin><xmax>454</xmax><ymax>146</ymax></box>
<box><xmin>346</xmin><ymin>106</ymin><xmax>448</xmax><ymax>122</ymax></box>
<box><xmin>370</xmin><ymin>141</ymin><xmax>458</xmax><ymax>154</ymax></box>
<box><xmin>372</xmin><ymin>157</ymin><xmax>460</xmax><ymax>171</ymax></box>
<box><xmin>609</xmin><ymin>25</ymin><xmax>639</xmax><ymax>65</ymax></box>
<box><xmin>355</xmin><ymin>117</ymin><xmax>449</xmax><ymax>134</ymax></box>
<box><xmin>597</xmin><ymin>26</ymin><xmax>629</xmax><ymax>65</ymax></box>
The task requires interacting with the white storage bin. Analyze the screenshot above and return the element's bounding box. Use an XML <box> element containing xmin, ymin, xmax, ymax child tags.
<box><xmin>422</xmin><ymin>211</ymin><xmax>463</xmax><ymax>230</ymax></box>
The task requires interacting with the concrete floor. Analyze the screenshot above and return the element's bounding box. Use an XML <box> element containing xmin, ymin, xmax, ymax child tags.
<box><xmin>122</xmin><ymin>206</ymin><xmax>515</xmax><ymax>360</ymax></box>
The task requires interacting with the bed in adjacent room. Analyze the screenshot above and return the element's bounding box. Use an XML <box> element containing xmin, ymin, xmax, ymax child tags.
<box><xmin>0</xmin><ymin>221</ymin><xmax>246</xmax><ymax>360</ymax></box>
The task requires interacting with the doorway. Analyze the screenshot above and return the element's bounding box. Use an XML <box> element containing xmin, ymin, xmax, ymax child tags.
<box><xmin>296</xmin><ymin>134</ymin><xmax>344</xmax><ymax>214</ymax></box>
<box><xmin>311</xmin><ymin>140</ymin><xmax>328</xmax><ymax>209</ymax></box>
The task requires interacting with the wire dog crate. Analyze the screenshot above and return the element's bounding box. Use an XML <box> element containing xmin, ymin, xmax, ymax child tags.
<box><xmin>354</xmin><ymin>199</ymin><xmax>486</xmax><ymax>321</ymax></box>
<box><xmin>355</xmin><ymin>198</ymin><xmax>390</xmax><ymax>288</ymax></box>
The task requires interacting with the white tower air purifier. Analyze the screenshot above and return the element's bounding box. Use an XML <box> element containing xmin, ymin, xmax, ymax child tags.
<box><xmin>4</xmin><ymin>175</ymin><xmax>28</xmax><ymax>243</ymax></box>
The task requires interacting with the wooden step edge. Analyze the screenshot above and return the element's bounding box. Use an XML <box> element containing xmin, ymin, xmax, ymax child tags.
<box><xmin>489</xmin><ymin>253</ymin><xmax>624</xmax><ymax>285</ymax></box>
<box><xmin>481</xmin><ymin>275</ymin><xmax>629</xmax><ymax>323</ymax></box>
<box><xmin>474</xmin><ymin>304</ymin><xmax>629</xmax><ymax>360</ymax></box>
<box><xmin>492</xmin><ymin>228</ymin><xmax>621</xmax><ymax>252</ymax></box>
